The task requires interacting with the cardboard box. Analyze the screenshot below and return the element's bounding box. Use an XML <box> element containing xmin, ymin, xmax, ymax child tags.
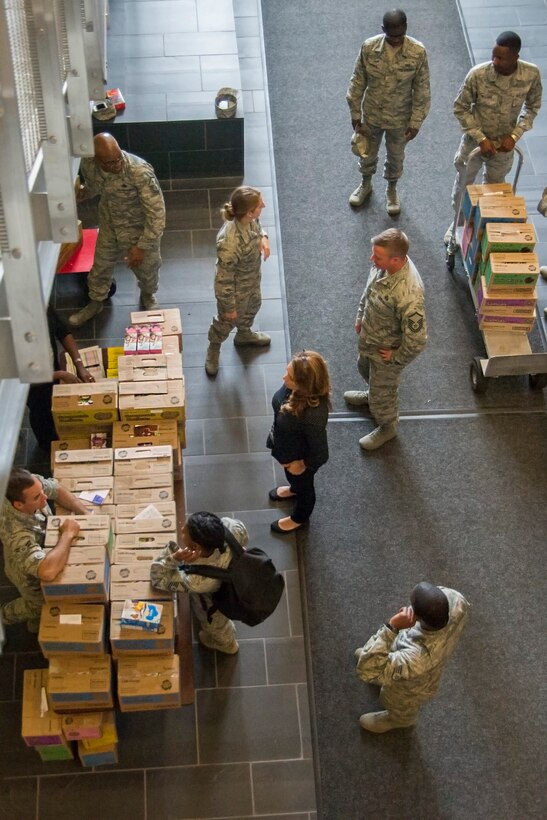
<box><xmin>118</xmin><ymin>380</ymin><xmax>185</xmax><ymax>424</ymax></box>
<box><xmin>161</xmin><ymin>334</ymin><xmax>181</xmax><ymax>356</ymax></box>
<box><xmin>46</xmin><ymin>515</ymin><xmax>111</xmax><ymax>533</ymax></box>
<box><xmin>477</xmin><ymin>277</ymin><xmax>537</xmax><ymax>316</ymax></box>
<box><xmin>113</xmin><ymin>471</ymin><xmax>175</xmax><ymax>491</ymax></box>
<box><xmin>47</xmin><ymin>655</ymin><xmax>113</xmax><ymax>711</ymax></box>
<box><xmin>482</xmin><ymin>253</ymin><xmax>539</xmax><ymax>289</ymax></box>
<box><xmin>35</xmin><ymin>742</ymin><xmax>74</xmax><ymax>761</ymax></box>
<box><xmin>44</xmin><ymin>526</ymin><xmax>112</xmax><ymax>552</ymax></box>
<box><xmin>114</xmin><ymin>445</ymin><xmax>173</xmax><ymax>475</ymax></box>
<box><xmin>110</xmin><ymin>579</ymin><xmax>175</xmax><ymax>603</ymax></box>
<box><xmin>480</xmin><ymin>222</ymin><xmax>536</xmax><ymax>259</ymax></box>
<box><xmin>53</xmin><ymin>423</ymin><xmax>114</xmax><ymax>441</ymax></box>
<box><xmin>110</xmin><ymin>563</ymin><xmax>155</xmax><ymax>584</ymax></box>
<box><xmin>78</xmin><ymin>740</ymin><xmax>118</xmax><ymax>767</ymax></box>
<box><xmin>473</xmin><ymin>196</ymin><xmax>527</xmax><ymax>235</ymax></box>
<box><xmin>112</xmin><ymin>546</ymin><xmax>160</xmax><ymax>564</ymax></box>
<box><xmin>117</xmin><ymin>353</ymin><xmax>183</xmax><ymax>382</ymax></box>
<box><xmin>462</xmin><ymin>182</ymin><xmax>514</xmax><ymax>222</ymax></box>
<box><xmin>52</xmin><ymin>381</ymin><xmax>118</xmax><ymax>431</ymax></box>
<box><xmin>112</xmin><ymin>419</ymin><xmax>179</xmax><ymax>449</ymax></box>
<box><xmin>41</xmin><ymin>546</ymin><xmax>110</xmax><ymax>603</ymax></box>
<box><xmin>117</xmin><ymin>655</ymin><xmax>181</xmax><ymax>711</ymax></box>
<box><xmin>39</xmin><ymin>603</ymin><xmax>106</xmax><ymax>656</ymax></box>
<box><xmin>22</xmin><ymin>669</ymin><xmax>64</xmax><ymax>746</ymax></box>
<box><xmin>479</xmin><ymin>312</ymin><xmax>535</xmax><ymax>332</ymax></box>
<box><xmin>51</xmin><ymin>437</ymin><xmax>93</xmax><ymax>470</ymax></box>
<box><xmin>113</xmin><ymin>485</ymin><xmax>174</xmax><ymax>505</ymax></box>
<box><xmin>131</xmin><ymin>308</ymin><xmax>182</xmax><ymax>348</ymax></box>
<box><xmin>54</xmin><ymin>475</ymin><xmax>114</xmax><ymax>507</ymax></box>
<box><xmin>110</xmin><ymin>600</ymin><xmax>175</xmax><ymax>655</ymax></box>
<box><xmin>114</xmin><ymin>501</ymin><xmax>177</xmax><ymax>535</ymax></box>
<box><xmin>53</xmin><ymin>448</ymin><xmax>114</xmax><ymax>479</ymax></box>
<box><xmin>62</xmin><ymin>711</ymin><xmax>104</xmax><ymax>741</ymax></box>
<box><xmin>114</xmin><ymin>533</ymin><xmax>175</xmax><ymax>551</ymax></box>
<box><xmin>80</xmin><ymin>710</ymin><xmax>117</xmax><ymax>749</ymax></box>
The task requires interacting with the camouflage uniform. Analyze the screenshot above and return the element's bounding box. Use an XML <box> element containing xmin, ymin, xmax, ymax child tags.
<box><xmin>346</xmin><ymin>34</ymin><xmax>430</xmax><ymax>180</ymax></box>
<box><xmin>452</xmin><ymin>60</ymin><xmax>542</xmax><ymax>207</ymax></box>
<box><xmin>80</xmin><ymin>152</ymin><xmax>166</xmax><ymax>301</ymax></box>
<box><xmin>356</xmin><ymin>587</ymin><xmax>469</xmax><ymax>726</ymax></box>
<box><xmin>355</xmin><ymin>258</ymin><xmax>427</xmax><ymax>426</ymax></box>
<box><xmin>150</xmin><ymin>517</ymin><xmax>248</xmax><ymax>652</ymax></box>
<box><xmin>208</xmin><ymin>219</ymin><xmax>267</xmax><ymax>344</ymax></box>
<box><xmin>0</xmin><ymin>475</ymin><xmax>59</xmax><ymax>631</ymax></box>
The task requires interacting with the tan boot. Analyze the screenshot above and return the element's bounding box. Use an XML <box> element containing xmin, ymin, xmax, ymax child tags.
<box><xmin>359</xmin><ymin>710</ymin><xmax>415</xmax><ymax>733</ymax></box>
<box><xmin>344</xmin><ymin>390</ymin><xmax>369</xmax><ymax>406</ymax></box>
<box><xmin>386</xmin><ymin>182</ymin><xmax>401</xmax><ymax>215</ymax></box>
<box><xmin>205</xmin><ymin>344</ymin><xmax>221</xmax><ymax>376</ymax></box>
<box><xmin>359</xmin><ymin>423</ymin><xmax>397</xmax><ymax>450</ymax></box>
<box><xmin>68</xmin><ymin>300</ymin><xmax>104</xmax><ymax>327</ymax></box>
<box><xmin>349</xmin><ymin>176</ymin><xmax>373</xmax><ymax>207</ymax></box>
<box><xmin>198</xmin><ymin>630</ymin><xmax>239</xmax><ymax>655</ymax></box>
<box><xmin>140</xmin><ymin>291</ymin><xmax>159</xmax><ymax>310</ymax></box>
<box><xmin>234</xmin><ymin>329</ymin><xmax>271</xmax><ymax>347</ymax></box>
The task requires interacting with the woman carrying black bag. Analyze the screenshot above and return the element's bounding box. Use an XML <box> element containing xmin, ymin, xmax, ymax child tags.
<box><xmin>267</xmin><ymin>350</ymin><xmax>331</xmax><ymax>534</ymax></box>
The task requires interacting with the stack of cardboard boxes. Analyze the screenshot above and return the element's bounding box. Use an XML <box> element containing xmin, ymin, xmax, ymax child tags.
<box><xmin>21</xmin><ymin>309</ymin><xmax>185</xmax><ymax>766</ymax></box>
<box><xmin>461</xmin><ymin>184</ymin><xmax>539</xmax><ymax>334</ymax></box>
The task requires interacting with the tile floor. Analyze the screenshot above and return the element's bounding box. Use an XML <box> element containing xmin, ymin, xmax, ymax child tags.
<box><xmin>1</xmin><ymin>0</ymin><xmax>546</xmax><ymax>817</ymax></box>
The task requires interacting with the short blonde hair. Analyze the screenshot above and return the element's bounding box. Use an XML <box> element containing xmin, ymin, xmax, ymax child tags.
<box><xmin>371</xmin><ymin>228</ymin><xmax>409</xmax><ymax>258</ymax></box>
<box><xmin>221</xmin><ymin>186</ymin><xmax>261</xmax><ymax>221</ymax></box>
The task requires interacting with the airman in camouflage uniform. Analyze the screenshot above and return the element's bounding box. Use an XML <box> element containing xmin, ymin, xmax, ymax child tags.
<box><xmin>344</xmin><ymin>229</ymin><xmax>426</xmax><ymax>450</ymax></box>
<box><xmin>346</xmin><ymin>9</ymin><xmax>430</xmax><ymax>214</ymax></box>
<box><xmin>150</xmin><ymin>514</ymin><xmax>248</xmax><ymax>654</ymax></box>
<box><xmin>0</xmin><ymin>469</ymin><xmax>83</xmax><ymax>633</ymax></box>
<box><xmin>355</xmin><ymin>583</ymin><xmax>469</xmax><ymax>732</ymax></box>
<box><xmin>205</xmin><ymin>186</ymin><xmax>271</xmax><ymax>376</ymax></box>
<box><xmin>69</xmin><ymin>133</ymin><xmax>166</xmax><ymax>327</ymax></box>
<box><xmin>447</xmin><ymin>31</ymin><xmax>542</xmax><ymax>241</ymax></box>
<box><xmin>537</xmin><ymin>187</ymin><xmax>547</xmax><ymax>280</ymax></box>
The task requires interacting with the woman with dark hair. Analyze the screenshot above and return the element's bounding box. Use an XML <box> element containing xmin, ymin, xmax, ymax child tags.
<box><xmin>267</xmin><ymin>350</ymin><xmax>331</xmax><ymax>534</ymax></box>
<box><xmin>205</xmin><ymin>185</ymin><xmax>271</xmax><ymax>376</ymax></box>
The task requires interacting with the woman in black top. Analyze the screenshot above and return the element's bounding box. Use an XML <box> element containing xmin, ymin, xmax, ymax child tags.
<box><xmin>267</xmin><ymin>350</ymin><xmax>331</xmax><ymax>533</ymax></box>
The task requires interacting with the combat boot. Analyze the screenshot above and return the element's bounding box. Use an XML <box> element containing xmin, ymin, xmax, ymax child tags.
<box><xmin>359</xmin><ymin>710</ymin><xmax>415</xmax><ymax>733</ymax></box>
<box><xmin>349</xmin><ymin>176</ymin><xmax>373</xmax><ymax>207</ymax></box>
<box><xmin>68</xmin><ymin>300</ymin><xmax>103</xmax><ymax>328</ymax></box>
<box><xmin>540</xmin><ymin>266</ymin><xmax>547</xmax><ymax>281</ymax></box>
<box><xmin>359</xmin><ymin>423</ymin><xmax>397</xmax><ymax>450</ymax></box>
<box><xmin>198</xmin><ymin>629</ymin><xmax>239</xmax><ymax>655</ymax></box>
<box><xmin>344</xmin><ymin>390</ymin><xmax>369</xmax><ymax>406</ymax></box>
<box><xmin>386</xmin><ymin>181</ymin><xmax>401</xmax><ymax>215</ymax></box>
<box><xmin>205</xmin><ymin>343</ymin><xmax>221</xmax><ymax>376</ymax></box>
<box><xmin>140</xmin><ymin>291</ymin><xmax>159</xmax><ymax>310</ymax></box>
<box><xmin>233</xmin><ymin>329</ymin><xmax>271</xmax><ymax>347</ymax></box>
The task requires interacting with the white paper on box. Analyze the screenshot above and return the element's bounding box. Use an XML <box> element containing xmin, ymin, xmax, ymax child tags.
<box><xmin>59</xmin><ymin>615</ymin><xmax>83</xmax><ymax>625</ymax></box>
<box><xmin>40</xmin><ymin>687</ymin><xmax>48</xmax><ymax>718</ymax></box>
<box><xmin>115</xmin><ymin>445</ymin><xmax>172</xmax><ymax>461</ymax></box>
<box><xmin>133</xmin><ymin>504</ymin><xmax>163</xmax><ymax>521</ymax></box>
<box><xmin>79</xmin><ymin>490</ymin><xmax>110</xmax><ymax>505</ymax></box>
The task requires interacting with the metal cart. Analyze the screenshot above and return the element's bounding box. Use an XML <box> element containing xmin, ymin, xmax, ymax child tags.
<box><xmin>445</xmin><ymin>146</ymin><xmax>547</xmax><ymax>393</ymax></box>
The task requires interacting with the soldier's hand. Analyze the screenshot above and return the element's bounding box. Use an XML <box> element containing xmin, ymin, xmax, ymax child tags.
<box><xmin>76</xmin><ymin>184</ymin><xmax>87</xmax><ymax>203</ymax></box>
<box><xmin>351</xmin><ymin>119</ymin><xmax>361</xmax><ymax>131</ymax></box>
<box><xmin>59</xmin><ymin>518</ymin><xmax>81</xmax><ymax>538</ymax></box>
<box><xmin>354</xmin><ymin>121</ymin><xmax>368</xmax><ymax>135</ymax></box>
<box><xmin>354</xmin><ymin>321</ymin><xmax>362</xmax><ymax>334</ymax></box>
<box><xmin>125</xmin><ymin>246</ymin><xmax>145</xmax><ymax>269</ymax></box>
<box><xmin>261</xmin><ymin>236</ymin><xmax>270</xmax><ymax>260</ymax></box>
<box><xmin>379</xmin><ymin>347</ymin><xmax>394</xmax><ymax>362</ymax></box>
<box><xmin>404</xmin><ymin>127</ymin><xmax>419</xmax><ymax>142</ymax></box>
<box><xmin>479</xmin><ymin>138</ymin><xmax>497</xmax><ymax>157</ymax></box>
<box><xmin>389</xmin><ymin>606</ymin><xmax>416</xmax><ymax>630</ymax></box>
<box><xmin>224</xmin><ymin>310</ymin><xmax>237</xmax><ymax>321</ymax></box>
<box><xmin>498</xmin><ymin>134</ymin><xmax>516</xmax><ymax>153</ymax></box>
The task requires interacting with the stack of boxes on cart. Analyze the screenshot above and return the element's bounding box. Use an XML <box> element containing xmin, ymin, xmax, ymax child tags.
<box><xmin>461</xmin><ymin>183</ymin><xmax>539</xmax><ymax>333</ymax></box>
<box><xmin>21</xmin><ymin>308</ymin><xmax>185</xmax><ymax>767</ymax></box>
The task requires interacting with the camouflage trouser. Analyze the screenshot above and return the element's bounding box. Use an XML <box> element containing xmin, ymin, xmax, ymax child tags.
<box><xmin>451</xmin><ymin>134</ymin><xmax>515</xmax><ymax>209</ymax></box>
<box><xmin>380</xmin><ymin>685</ymin><xmax>427</xmax><ymax>726</ymax></box>
<box><xmin>0</xmin><ymin>594</ymin><xmax>43</xmax><ymax>632</ymax></box>
<box><xmin>359</xmin><ymin>125</ymin><xmax>407</xmax><ymax>181</ymax></box>
<box><xmin>358</xmin><ymin>352</ymin><xmax>403</xmax><ymax>426</ymax></box>
<box><xmin>88</xmin><ymin>224</ymin><xmax>162</xmax><ymax>302</ymax></box>
<box><xmin>191</xmin><ymin>593</ymin><xmax>237</xmax><ymax>650</ymax></box>
<box><xmin>208</xmin><ymin>286</ymin><xmax>262</xmax><ymax>345</ymax></box>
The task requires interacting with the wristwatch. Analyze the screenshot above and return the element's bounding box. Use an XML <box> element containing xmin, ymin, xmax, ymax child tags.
<box><xmin>511</xmin><ymin>133</ymin><xmax>518</xmax><ymax>142</ymax></box>
<box><xmin>385</xmin><ymin>622</ymin><xmax>399</xmax><ymax>633</ymax></box>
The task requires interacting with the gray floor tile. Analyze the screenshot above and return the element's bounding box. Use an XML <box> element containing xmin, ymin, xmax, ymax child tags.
<box><xmin>197</xmin><ymin>684</ymin><xmax>301</xmax><ymax>762</ymax></box>
<box><xmin>164</xmin><ymin>189</ymin><xmax>211</xmax><ymax>230</ymax></box>
<box><xmin>108</xmin><ymin>0</ymin><xmax>198</xmax><ymax>36</ymax></box>
<box><xmin>146</xmin><ymin>764</ymin><xmax>252</xmax><ymax>819</ymax></box>
<box><xmin>191</xmin><ymin>228</ymin><xmax>218</xmax><ymax>256</ymax></box>
<box><xmin>202</xmin><ymin>68</ymin><xmax>242</xmax><ymax>92</ymax></box>
<box><xmin>0</xmin><ymin>778</ymin><xmax>38</xmax><ymax>820</ymax></box>
<box><xmin>0</xmin><ymin>655</ymin><xmax>15</xmax><ymax>701</ymax></box>
<box><xmin>106</xmin><ymin>34</ymin><xmax>165</xmax><ymax>59</ymax></box>
<box><xmin>180</xmin><ymin>300</ymin><xmax>216</xmax><ymax>333</ymax></box>
<box><xmin>161</xmin><ymin>230</ymin><xmax>193</xmax><ymax>259</ymax></box>
<box><xmin>286</xmin><ymin>569</ymin><xmax>304</xmax><ymax>637</ymax></box>
<box><xmin>184</xmin><ymin>452</ymin><xmax>275</xmax><ymax>510</ymax></box>
<box><xmin>252</xmin><ymin>759</ymin><xmax>316</xmax><ymax>814</ymax></box>
<box><xmin>238</xmin><ymin>36</ymin><xmax>262</xmax><ymax>59</ymax></box>
<box><xmin>232</xmin><ymin>509</ymin><xmax>299</xmax><ymax>571</ymax></box>
<box><xmin>246</xmin><ymin>414</ymin><xmax>272</xmax><ymax>453</ymax></box>
<box><xmin>235</xmin><ymin>15</ymin><xmax>260</xmax><ymax>37</ymax></box>
<box><xmin>161</xmin><ymin>258</ymin><xmax>215</xmax><ymax>303</ymax></box>
<box><xmin>0</xmin><ymin>701</ymin><xmax>81</xmax><ymax>776</ymax></box>
<box><xmin>203</xmin><ymin>417</ymin><xmax>250</xmax><ymax>454</ymax></box>
<box><xmin>39</xmin><ymin>772</ymin><xmax>145</xmax><ymax>819</ymax></box>
<box><xmin>183</xmin><ymin>365</ymin><xmax>268</xmax><ymax>419</ymax></box>
<box><xmin>255</xmin><ymin>298</ymin><xmax>285</xmax><ymax>332</ymax></box>
<box><xmin>183</xmin><ymin>418</ymin><xmax>205</xmax><ymax>455</ymax></box>
<box><xmin>297</xmin><ymin>683</ymin><xmax>313</xmax><ymax>758</ymax></box>
<box><xmin>14</xmin><ymin>652</ymin><xmax>48</xmax><ymax>700</ymax></box>
<box><xmin>234</xmin><ymin>0</ymin><xmax>258</xmax><ymax>16</ymax></box>
<box><xmin>165</xmin><ymin>31</ymin><xmax>237</xmax><ymax>56</ymax></box>
<box><xmin>253</xmin><ymin>89</ymin><xmax>266</xmax><ymax>112</ymax></box>
<box><xmin>266</xmin><ymin>637</ymin><xmax>307</xmax><ymax>685</ymax></box>
<box><xmin>240</xmin><ymin>57</ymin><xmax>264</xmax><ymax>90</ymax></box>
<box><xmin>110</xmin><ymin>92</ymin><xmax>169</xmax><ymax>123</ymax></box>
<box><xmin>209</xmin><ymin>187</ymin><xmax>239</xmax><ymax>228</ymax></box>
<box><xmin>111</xmin><ymin>706</ymin><xmax>197</xmax><ymax>768</ymax></box>
<box><xmin>192</xmin><ymin>642</ymin><xmax>218</xmax><ymax>689</ymax></box>
<box><xmin>216</xmin><ymin>639</ymin><xmax>267</xmax><ymax>687</ymax></box>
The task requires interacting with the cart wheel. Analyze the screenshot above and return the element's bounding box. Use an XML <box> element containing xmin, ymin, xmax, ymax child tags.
<box><xmin>470</xmin><ymin>357</ymin><xmax>488</xmax><ymax>394</ymax></box>
<box><xmin>446</xmin><ymin>251</ymin><xmax>455</xmax><ymax>272</ymax></box>
<box><xmin>108</xmin><ymin>279</ymin><xmax>117</xmax><ymax>298</ymax></box>
<box><xmin>529</xmin><ymin>373</ymin><xmax>547</xmax><ymax>390</ymax></box>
